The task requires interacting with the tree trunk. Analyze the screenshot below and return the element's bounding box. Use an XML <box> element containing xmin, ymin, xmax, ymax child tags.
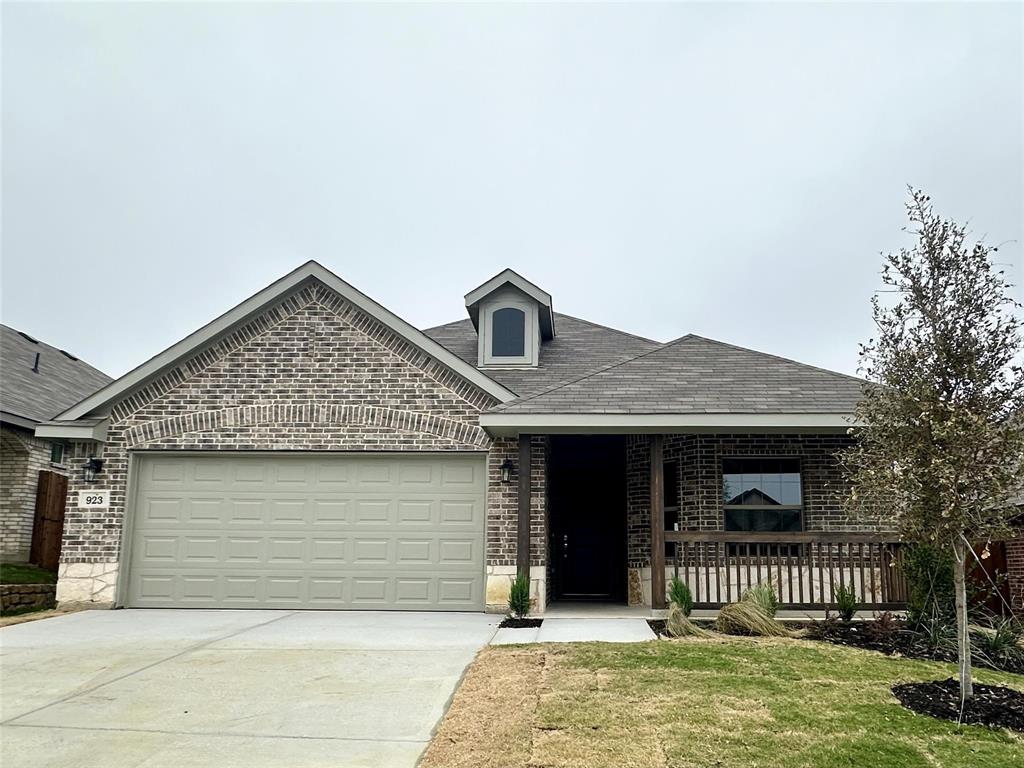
<box><xmin>952</xmin><ymin>538</ymin><xmax>974</xmax><ymax>700</ymax></box>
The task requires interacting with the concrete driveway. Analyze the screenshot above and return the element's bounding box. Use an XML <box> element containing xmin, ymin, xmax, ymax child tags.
<box><xmin>0</xmin><ymin>610</ymin><xmax>498</xmax><ymax>768</ymax></box>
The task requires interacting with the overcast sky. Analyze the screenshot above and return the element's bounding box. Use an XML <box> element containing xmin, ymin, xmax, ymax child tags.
<box><xmin>3</xmin><ymin>2</ymin><xmax>1021</xmax><ymax>380</ymax></box>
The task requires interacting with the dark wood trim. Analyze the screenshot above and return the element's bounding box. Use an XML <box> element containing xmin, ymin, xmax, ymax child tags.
<box><xmin>650</xmin><ymin>435</ymin><xmax>666</xmax><ymax>609</ymax></box>
<box><xmin>516</xmin><ymin>434</ymin><xmax>532</xmax><ymax>580</ymax></box>
<box><xmin>665</xmin><ymin>531</ymin><xmax>900</xmax><ymax>544</ymax></box>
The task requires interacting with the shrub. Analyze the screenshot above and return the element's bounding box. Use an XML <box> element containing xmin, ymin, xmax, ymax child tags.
<box><xmin>715</xmin><ymin>600</ymin><xmax>791</xmax><ymax>637</ymax></box>
<box><xmin>867</xmin><ymin>611</ymin><xmax>900</xmax><ymax>643</ymax></box>
<box><xmin>665</xmin><ymin>603</ymin><xmax>710</xmax><ymax>638</ymax></box>
<box><xmin>668</xmin><ymin>576</ymin><xmax>693</xmax><ymax>616</ymax></box>
<box><xmin>508</xmin><ymin>575</ymin><xmax>531</xmax><ymax>618</ymax></box>
<box><xmin>901</xmin><ymin>544</ymin><xmax>955</xmax><ymax>628</ymax></box>
<box><xmin>741</xmin><ymin>581</ymin><xmax>778</xmax><ymax>619</ymax></box>
<box><xmin>971</xmin><ymin>618</ymin><xmax>1024</xmax><ymax>670</ymax></box>
<box><xmin>833</xmin><ymin>584</ymin><xmax>859</xmax><ymax>622</ymax></box>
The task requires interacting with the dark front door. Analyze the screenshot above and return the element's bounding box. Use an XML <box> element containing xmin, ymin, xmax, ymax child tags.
<box><xmin>550</xmin><ymin>436</ymin><xmax>626</xmax><ymax>601</ymax></box>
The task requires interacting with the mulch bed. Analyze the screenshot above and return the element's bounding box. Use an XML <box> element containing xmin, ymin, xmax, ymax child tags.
<box><xmin>892</xmin><ymin>678</ymin><xmax>1024</xmax><ymax>731</ymax></box>
<box><xmin>499</xmin><ymin>617</ymin><xmax>543</xmax><ymax>629</ymax></box>
<box><xmin>796</xmin><ymin>618</ymin><xmax>1024</xmax><ymax>675</ymax></box>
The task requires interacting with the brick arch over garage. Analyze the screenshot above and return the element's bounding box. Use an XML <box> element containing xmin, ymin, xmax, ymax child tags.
<box><xmin>123</xmin><ymin>403</ymin><xmax>491</xmax><ymax>450</ymax></box>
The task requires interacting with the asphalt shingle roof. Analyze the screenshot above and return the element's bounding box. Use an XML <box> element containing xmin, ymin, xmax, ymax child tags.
<box><xmin>423</xmin><ymin>313</ymin><xmax>661</xmax><ymax>397</ymax></box>
<box><xmin>1</xmin><ymin>325</ymin><xmax>113</xmax><ymax>424</ymax></box>
<box><xmin>488</xmin><ymin>334</ymin><xmax>866</xmax><ymax>415</ymax></box>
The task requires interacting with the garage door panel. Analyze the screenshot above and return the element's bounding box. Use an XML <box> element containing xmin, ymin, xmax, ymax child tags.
<box><xmin>127</xmin><ymin>454</ymin><xmax>485</xmax><ymax>610</ymax></box>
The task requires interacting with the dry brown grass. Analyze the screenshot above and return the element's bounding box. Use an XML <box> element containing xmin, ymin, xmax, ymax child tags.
<box><xmin>419</xmin><ymin>646</ymin><xmax>546</xmax><ymax>768</ymax></box>
<box><xmin>0</xmin><ymin>605</ymin><xmax>82</xmax><ymax>628</ymax></box>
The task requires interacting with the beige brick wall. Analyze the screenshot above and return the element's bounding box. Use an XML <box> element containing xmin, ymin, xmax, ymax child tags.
<box><xmin>0</xmin><ymin>426</ymin><xmax>67</xmax><ymax>562</ymax></box>
<box><xmin>57</xmin><ymin>279</ymin><xmax>519</xmax><ymax>606</ymax></box>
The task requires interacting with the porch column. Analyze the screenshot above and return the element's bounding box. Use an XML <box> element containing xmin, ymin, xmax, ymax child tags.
<box><xmin>516</xmin><ymin>434</ymin><xmax>532</xmax><ymax>581</ymax></box>
<box><xmin>650</xmin><ymin>435</ymin><xmax>666</xmax><ymax>609</ymax></box>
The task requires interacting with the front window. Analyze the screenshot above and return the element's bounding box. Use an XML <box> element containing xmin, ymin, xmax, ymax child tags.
<box><xmin>49</xmin><ymin>443</ymin><xmax>65</xmax><ymax>465</ymax></box>
<box><xmin>722</xmin><ymin>458</ymin><xmax>802</xmax><ymax>533</ymax></box>
<box><xmin>491</xmin><ymin>307</ymin><xmax>526</xmax><ymax>358</ymax></box>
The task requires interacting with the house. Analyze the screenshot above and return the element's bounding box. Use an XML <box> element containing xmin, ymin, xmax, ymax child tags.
<box><xmin>1</xmin><ymin>325</ymin><xmax>112</xmax><ymax>564</ymax></box>
<box><xmin>38</xmin><ymin>262</ymin><xmax>909</xmax><ymax>611</ymax></box>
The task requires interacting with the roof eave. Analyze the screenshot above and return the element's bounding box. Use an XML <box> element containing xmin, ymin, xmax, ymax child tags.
<box><xmin>464</xmin><ymin>268</ymin><xmax>556</xmax><ymax>339</ymax></box>
<box><xmin>478</xmin><ymin>412</ymin><xmax>858</xmax><ymax>437</ymax></box>
<box><xmin>35</xmin><ymin>418</ymin><xmax>109</xmax><ymax>442</ymax></box>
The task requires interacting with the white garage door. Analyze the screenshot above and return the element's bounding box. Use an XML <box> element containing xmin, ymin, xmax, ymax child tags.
<box><xmin>125</xmin><ymin>453</ymin><xmax>486</xmax><ymax>610</ymax></box>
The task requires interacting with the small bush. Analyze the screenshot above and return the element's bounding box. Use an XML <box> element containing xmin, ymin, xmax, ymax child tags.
<box><xmin>916</xmin><ymin>613</ymin><xmax>958</xmax><ymax>657</ymax></box>
<box><xmin>741</xmin><ymin>581</ymin><xmax>778</xmax><ymax>619</ymax></box>
<box><xmin>972</xmin><ymin>618</ymin><xmax>1024</xmax><ymax>670</ymax></box>
<box><xmin>833</xmin><ymin>584</ymin><xmax>859</xmax><ymax>622</ymax></box>
<box><xmin>508</xmin><ymin>575</ymin><xmax>531</xmax><ymax>618</ymax></box>
<box><xmin>867</xmin><ymin>611</ymin><xmax>899</xmax><ymax>643</ymax></box>
<box><xmin>901</xmin><ymin>544</ymin><xmax>955</xmax><ymax>627</ymax></box>
<box><xmin>716</xmin><ymin>600</ymin><xmax>791</xmax><ymax>637</ymax></box>
<box><xmin>668</xmin><ymin>576</ymin><xmax>693</xmax><ymax>616</ymax></box>
<box><xmin>665</xmin><ymin>603</ymin><xmax>710</xmax><ymax>638</ymax></box>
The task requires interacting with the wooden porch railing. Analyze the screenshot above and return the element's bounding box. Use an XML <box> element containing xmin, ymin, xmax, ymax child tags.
<box><xmin>664</xmin><ymin>532</ymin><xmax>908</xmax><ymax>610</ymax></box>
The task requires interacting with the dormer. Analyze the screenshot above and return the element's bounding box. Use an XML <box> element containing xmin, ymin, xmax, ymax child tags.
<box><xmin>465</xmin><ymin>269</ymin><xmax>555</xmax><ymax>368</ymax></box>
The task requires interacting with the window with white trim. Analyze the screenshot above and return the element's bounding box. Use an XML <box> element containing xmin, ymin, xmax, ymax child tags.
<box><xmin>480</xmin><ymin>299</ymin><xmax>537</xmax><ymax>366</ymax></box>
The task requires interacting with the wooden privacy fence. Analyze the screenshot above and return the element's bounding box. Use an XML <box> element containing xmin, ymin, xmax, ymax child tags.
<box><xmin>665</xmin><ymin>531</ymin><xmax>908</xmax><ymax>610</ymax></box>
<box><xmin>29</xmin><ymin>470</ymin><xmax>68</xmax><ymax>572</ymax></box>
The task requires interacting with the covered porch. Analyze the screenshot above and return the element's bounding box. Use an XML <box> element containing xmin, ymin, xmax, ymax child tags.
<box><xmin>486</xmin><ymin>415</ymin><xmax>905</xmax><ymax>615</ymax></box>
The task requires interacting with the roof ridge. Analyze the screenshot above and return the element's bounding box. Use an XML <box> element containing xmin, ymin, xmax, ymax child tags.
<box><xmin>491</xmin><ymin>334</ymin><xmax>697</xmax><ymax>412</ymax></box>
<box><xmin>684</xmin><ymin>334</ymin><xmax>865</xmax><ymax>384</ymax></box>
<box><xmin>553</xmin><ymin>312</ymin><xmax>662</xmax><ymax>345</ymax></box>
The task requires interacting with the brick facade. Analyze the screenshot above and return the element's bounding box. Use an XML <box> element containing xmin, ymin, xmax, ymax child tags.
<box><xmin>1008</xmin><ymin>536</ymin><xmax>1024</xmax><ymax>611</ymax></box>
<box><xmin>56</xmin><ymin>279</ymin><xmax>531</xmax><ymax>605</ymax></box>
<box><xmin>0</xmin><ymin>426</ymin><xmax>68</xmax><ymax>562</ymax></box>
<box><xmin>625</xmin><ymin>433</ymin><xmax>878</xmax><ymax>569</ymax></box>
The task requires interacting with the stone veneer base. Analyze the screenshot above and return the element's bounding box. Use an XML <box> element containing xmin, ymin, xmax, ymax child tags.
<box><xmin>485</xmin><ymin>565</ymin><xmax>547</xmax><ymax>614</ymax></box>
<box><xmin>56</xmin><ymin>562</ymin><xmax>119</xmax><ymax>608</ymax></box>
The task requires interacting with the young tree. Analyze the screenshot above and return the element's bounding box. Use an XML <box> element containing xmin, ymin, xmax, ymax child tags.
<box><xmin>844</xmin><ymin>189</ymin><xmax>1024</xmax><ymax>700</ymax></box>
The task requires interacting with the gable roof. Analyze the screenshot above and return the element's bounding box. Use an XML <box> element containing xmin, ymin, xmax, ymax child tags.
<box><xmin>1</xmin><ymin>324</ymin><xmax>112</xmax><ymax>427</ymax></box>
<box><xmin>51</xmin><ymin>261</ymin><xmax>517</xmax><ymax>423</ymax></box>
<box><xmin>485</xmin><ymin>334</ymin><xmax>865</xmax><ymax>417</ymax></box>
<box><xmin>464</xmin><ymin>268</ymin><xmax>556</xmax><ymax>340</ymax></box>
<box><xmin>424</xmin><ymin>313</ymin><xmax>661</xmax><ymax>397</ymax></box>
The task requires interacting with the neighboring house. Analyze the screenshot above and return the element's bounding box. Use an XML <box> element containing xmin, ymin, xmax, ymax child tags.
<box><xmin>37</xmin><ymin>263</ymin><xmax>912</xmax><ymax>611</ymax></box>
<box><xmin>1</xmin><ymin>325</ymin><xmax>112</xmax><ymax>563</ymax></box>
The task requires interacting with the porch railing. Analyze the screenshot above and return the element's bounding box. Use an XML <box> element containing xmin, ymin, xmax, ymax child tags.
<box><xmin>664</xmin><ymin>532</ymin><xmax>908</xmax><ymax>610</ymax></box>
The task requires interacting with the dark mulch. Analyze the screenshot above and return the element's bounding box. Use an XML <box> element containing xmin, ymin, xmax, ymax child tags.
<box><xmin>796</xmin><ymin>618</ymin><xmax>1024</xmax><ymax>676</ymax></box>
<box><xmin>892</xmin><ymin>678</ymin><xmax>1024</xmax><ymax>731</ymax></box>
<box><xmin>499</xmin><ymin>617</ymin><xmax>543</xmax><ymax>629</ymax></box>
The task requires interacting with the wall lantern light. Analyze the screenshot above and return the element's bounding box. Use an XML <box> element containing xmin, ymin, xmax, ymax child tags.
<box><xmin>500</xmin><ymin>459</ymin><xmax>514</xmax><ymax>484</ymax></box>
<box><xmin>82</xmin><ymin>457</ymin><xmax>104</xmax><ymax>483</ymax></box>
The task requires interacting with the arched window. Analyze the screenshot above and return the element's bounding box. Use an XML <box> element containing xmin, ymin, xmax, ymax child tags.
<box><xmin>491</xmin><ymin>307</ymin><xmax>526</xmax><ymax>358</ymax></box>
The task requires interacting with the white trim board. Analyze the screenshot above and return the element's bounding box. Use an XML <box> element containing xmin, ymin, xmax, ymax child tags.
<box><xmin>52</xmin><ymin>261</ymin><xmax>517</xmax><ymax>422</ymax></box>
<box><xmin>479</xmin><ymin>412</ymin><xmax>857</xmax><ymax>436</ymax></box>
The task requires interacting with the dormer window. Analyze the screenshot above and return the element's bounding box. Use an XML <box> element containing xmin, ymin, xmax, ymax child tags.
<box><xmin>465</xmin><ymin>269</ymin><xmax>556</xmax><ymax>369</ymax></box>
<box><xmin>491</xmin><ymin>307</ymin><xmax>526</xmax><ymax>358</ymax></box>
<box><xmin>481</xmin><ymin>300</ymin><xmax>536</xmax><ymax>366</ymax></box>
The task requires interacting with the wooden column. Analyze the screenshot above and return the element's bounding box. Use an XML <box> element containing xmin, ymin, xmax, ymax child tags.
<box><xmin>516</xmin><ymin>434</ymin><xmax>532</xmax><ymax>581</ymax></box>
<box><xmin>650</xmin><ymin>435</ymin><xmax>666</xmax><ymax>609</ymax></box>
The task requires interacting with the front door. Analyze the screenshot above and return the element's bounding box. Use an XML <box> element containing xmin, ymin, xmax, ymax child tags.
<box><xmin>550</xmin><ymin>436</ymin><xmax>626</xmax><ymax>601</ymax></box>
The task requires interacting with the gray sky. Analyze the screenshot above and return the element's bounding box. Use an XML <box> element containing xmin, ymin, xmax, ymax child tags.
<box><xmin>3</xmin><ymin>2</ymin><xmax>1021</xmax><ymax>379</ymax></box>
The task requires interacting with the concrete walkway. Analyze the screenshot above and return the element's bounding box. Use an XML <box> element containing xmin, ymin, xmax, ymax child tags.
<box><xmin>492</xmin><ymin>617</ymin><xmax>656</xmax><ymax>645</ymax></box>
<box><xmin>1</xmin><ymin>609</ymin><xmax>497</xmax><ymax>768</ymax></box>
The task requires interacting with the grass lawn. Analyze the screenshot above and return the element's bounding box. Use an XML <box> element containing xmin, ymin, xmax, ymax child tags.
<box><xmin>421</xmin><ymin>636</ymin><xmax>1023</xmax><ymax>768</ymax></box>
<box><xmin>0</xmin><ymin>563</ymin><xmax>57</xmax><ymax>584</ymax></box>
